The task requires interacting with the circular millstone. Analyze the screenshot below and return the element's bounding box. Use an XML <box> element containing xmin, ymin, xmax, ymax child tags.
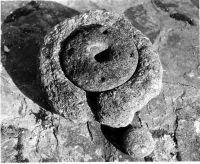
<box><xmin>39</xmin><ymin>10</ymin><xmax>163</xmax><ymax>126</ymax></box>
<box><xmin>61</xmin><ymin>24</ymin><xmax>138</xmax><ymax>92</ymax></box>
<box><xmin>39</xmin><ymin>10</ymin><xmax>139</xmax><ymax>123</ymax></box>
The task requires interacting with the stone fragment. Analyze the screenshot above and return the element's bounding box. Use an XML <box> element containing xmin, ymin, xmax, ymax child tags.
<box><xmin>152</xmin><ymin>135</ymin><xmax>177</xmax><ymax>161</ymax></box>
<box><xmin>122</xmin><ymin>126</ymin><xmax>156</xmax><ymax>158</ymax></box>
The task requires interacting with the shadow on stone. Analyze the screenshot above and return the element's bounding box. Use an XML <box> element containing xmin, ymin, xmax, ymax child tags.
<box><xmin>1</xmin><ymin>1</ymin><xmax>79</xmax><ymax>110</ymax></box>
<box><xmin>86</xmin><ymin>92</ymin><xmax>101</xmax><ymax>121</ymax></box>
<box><xmin>86</xmin><ymin>91</ymin><xmax>143</xmax><ymax>154</ymax></box>
<box><xmin>101</xmin><ymin>124</ymin><xmax>132</xmax><ymax>154</ymax></box>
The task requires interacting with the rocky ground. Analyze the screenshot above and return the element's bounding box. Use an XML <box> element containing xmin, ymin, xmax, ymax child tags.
<box><xmin>1</xmin><ymin>0</ymin><xmax>200</xmax><ymax>162</ymax></box>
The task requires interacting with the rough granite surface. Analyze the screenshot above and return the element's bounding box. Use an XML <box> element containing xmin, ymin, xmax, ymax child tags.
<box><xmin>1</xmin><ymin>0</ymin><xmax>200</xmax><ymax>162</ymax></box>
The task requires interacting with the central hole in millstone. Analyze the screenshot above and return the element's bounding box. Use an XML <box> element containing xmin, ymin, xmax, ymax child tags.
<box><xmin>88</xmin><ymin>42</ymin><xmax>111</xmax><ymax>63</ymax></box>
<box><xmin>94</xmin><ymin>47</ymin><xmax>111</xmax><ymax>63</ymax></box>
<box><xmin>60</xmin><ymin>24</ymin><xmax>138</xmax><ymax>92</ymax></box>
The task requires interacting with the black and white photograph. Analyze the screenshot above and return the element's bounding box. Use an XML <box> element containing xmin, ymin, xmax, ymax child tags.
<box><xmin>1</xmin><ymin>0</ymin><xmax>199</xmax><ymax>162</ymax></box>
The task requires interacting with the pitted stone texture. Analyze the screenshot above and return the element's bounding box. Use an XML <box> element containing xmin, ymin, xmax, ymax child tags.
<box><xmin>96</xmin><ymin>25</ymin><xmax>163</xmax><ymax>127</ymax></box>
<box><xmin>40</xmin><ymin>9</ymin><xmax>162</xmax><ymax>127</ymax></box>
<box><xmin>61</xmin><ymin>23</ymin><xmax>138</xmax><ymax>92</ymax></box>
<box><xmin>39</xmin><ymin>10</ymin><xmax>139</xmax><ymax>123</ymax></box>
<box><xmin>123</xmin><ymin>126</ymin><xmax>156</xmax><ymax>158</ymax></box>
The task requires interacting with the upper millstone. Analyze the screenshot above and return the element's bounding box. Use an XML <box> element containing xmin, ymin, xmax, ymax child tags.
<box><xmin>61</xmin><ymin>24</ymin><xmax>138</xmax><ymax>92</ymax></box>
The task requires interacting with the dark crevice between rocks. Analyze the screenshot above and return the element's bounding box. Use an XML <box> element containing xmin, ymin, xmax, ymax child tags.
<box><xmin>151</xmin><ymin>0</ymin><xmax>195</xmax><ymax>26</ymax></box>
<box><xmin>101</xmin><ymin>124</ymin><xmax>132</xmax><ymax>154</ymax></box>
<box><xmin>151</xmin><ymin>128</ymin><xmax>169</xmax><ymax>138</ymax></box>
<box><xmin>87</xmin><ymin>122</ymin><xmax>94</xmax><ymax>142</ymax></box>
<box><xmin>131</xmin><ymin>111</ymin><xmax>142</xmax><ymax>128</ymax></box>
<box><xmin>172</xmin><ymin>109</ymin><xmax>182</xmax><ymax>161</ymax></box>
<box><xmin>144</xmin><ymin>156</ymin><xmax>153</xmax><ymax>162</ymax></box>
<box><xmin>15</xmin><ymin>128</ymin><xmax>29</xmax><ymax>162</ymax></box>
<box><xmin>169</xmin><ymin>13</ymin><xmax>195</xmax><ymax>26</ymax></box>
<box><xmin>1</xmin><ymin>125</ymin><xmax>29</xmax><ymax>162</ymax></box>
<box><xmin>32</xmin><ymin>109</ymin><xmax>48</xmax><ymax>123</ymax></box>
<box><xmin>151</xmin><ymin>0</ymin><xmax>178</xmax><ymax>12</ymax></box>
<box><xmin>52</xmin><ymin>127</ymin><xmax>59</xmax><ymax>159</ymax></box>
<box><xmin>51</xmin><ymin>117</ymin><xmax>59</xmax><ymax>151</ymax></box>
<box><xmin>86</xmin><ymin>92</ymin><xmax>102</xmax><ymax>121</ymax></box>
<box><xmin>30</xmin><ymin>108</ymin><xmax>56</xmax><ymax>130</ymax></box>
<box><xmin>30</xmin><ymin>108</ymin><xmax>48</xmax><ymax>126</ymax></box>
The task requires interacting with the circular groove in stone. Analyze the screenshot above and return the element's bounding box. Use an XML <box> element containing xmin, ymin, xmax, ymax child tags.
<box><xmin>60</xmin><ymin>24</ymin><xmax>138</xmax><ymax>92</ymax></box>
